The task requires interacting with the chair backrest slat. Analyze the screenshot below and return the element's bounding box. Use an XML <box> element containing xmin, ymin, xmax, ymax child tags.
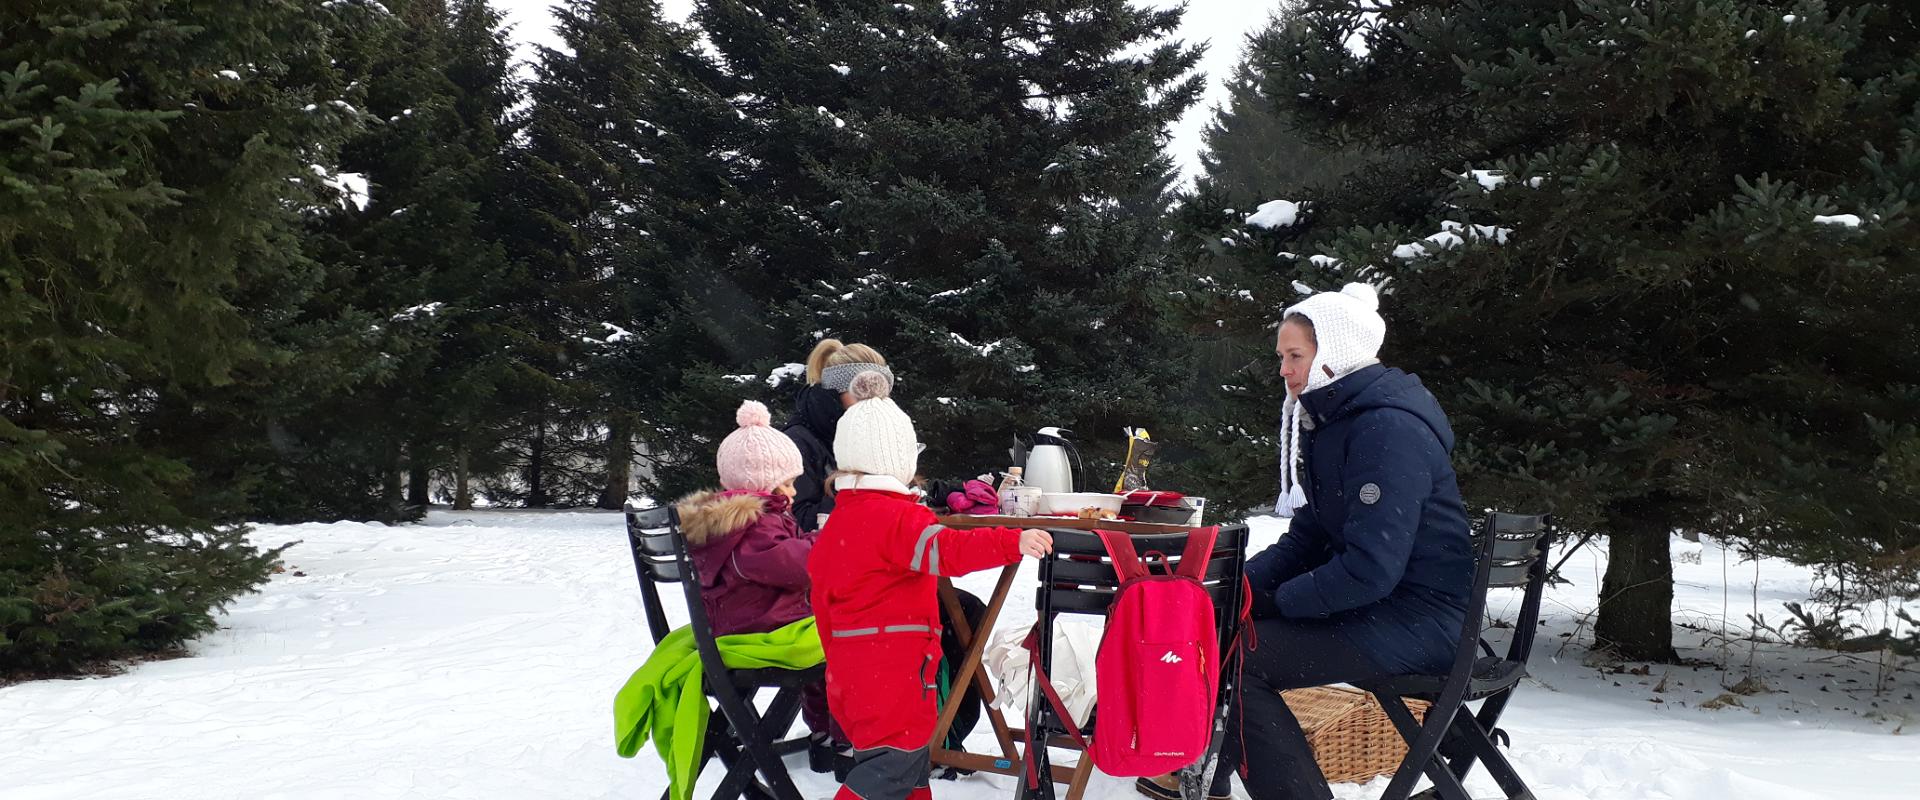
<box><xmin>1462</xmin><ymin>512</ymin><xmax>1555</xmax><ymax>669</ymax></box>
<box><xmin>624</xmin><ymin>503</ymin><xmax>706</xmax><ymax>645</ymax></box>
<box><xmin>1486</xmin><ymin>562</ymin><xmax>1536</xmax><ymax>589</ymax></box>
<box><xmin>1488</xmin><ymin>531</ymin><xmax>1546</xmax><ymax>562</ymax></box>
<box><xmin>1046</xmin><ymin>551</ymin><xmax>1239</xmax><ymax>587</ymax></box>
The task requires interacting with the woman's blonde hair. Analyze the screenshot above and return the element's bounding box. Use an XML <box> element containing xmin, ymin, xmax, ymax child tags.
<box><xmin>805</xmin><ymin>339</ymin><xmax>887</xmax><ymax>386</ymax></box>
<box><xmin>823</xmin><ymin>469</ymin><xmax>864</xmax><ymax>498</ymax></box>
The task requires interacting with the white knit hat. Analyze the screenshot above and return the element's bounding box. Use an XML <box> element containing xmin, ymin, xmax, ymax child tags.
<box><xmin>1275</xmin><ymin>282</ymin><xmax>1386</xmax><ymax>517</ymax></box>
<box><xmin>833</xmin><ymin>371</ymin><xmax>919</xmax><ymax>486</ymax></box>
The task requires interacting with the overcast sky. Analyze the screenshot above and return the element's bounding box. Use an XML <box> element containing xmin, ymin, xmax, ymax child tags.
<box><xmin>492</xmin><ymin>1</ymin><xmax>1273</xmax><ymax>185</ymax></box>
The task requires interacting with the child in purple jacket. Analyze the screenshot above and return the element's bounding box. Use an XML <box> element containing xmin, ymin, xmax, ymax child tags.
<box><xmin>675</xmin><ymin>400</ymin><xmax>840</xmax><ymax>768</ymax></box>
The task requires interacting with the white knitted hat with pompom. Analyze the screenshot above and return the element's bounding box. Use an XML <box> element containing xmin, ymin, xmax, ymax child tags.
<box><xmin>1274</xmin><ymin>282</ymin><xmax>1387</xmax><ymax>517</ymax></box>
<box><xmin>833</xmin><ymin>371</ymin><xmax>919</xmax><ymax>486</ymax></box>
<box><xmin>716</xmin><ymin>400</ymin><xmax>805</xmax><ymax>492</ymax></box>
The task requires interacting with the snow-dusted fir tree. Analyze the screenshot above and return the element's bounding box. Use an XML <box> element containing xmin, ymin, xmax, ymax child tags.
<box><xmin>253</xmin><ymin>0</ymin><xmax>525</xmax><ymax>520</ymax></box>
<box><xmin>1230</xmin><ymin>0</ymin><xmax>1920</xmax><ymax>661</ymax></box>
<box><xmin>0</xmin><ymin>0</ymin><xmax>368</xmax><ymax>672</ymax></box>
<box><xmin>501</xmin><ymin>0</ymin><xmax>706</xmax><ymax>508</ymax></box>
<box><xmin>1194</xmin><ymin>7</ymin><xmax>1361</xmax><ymax>208</ymax></box>
<box><xmin>645</xmin><ymin>0</ymin><xmax>1206</xmax><ymax>490</ymax></box>
<box><xmin>1159</xmin><ymin>10</ymin><xmax>1370</xmax><ymax>515</ymax></box>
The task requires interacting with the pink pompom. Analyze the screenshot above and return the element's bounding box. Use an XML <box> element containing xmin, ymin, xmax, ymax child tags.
<box><xmin>848</xmin><ymin>370</ymin><xmax>892</xmax><ymax>401</ymax></box>
<box><xmin>736</xmin><ymin>400</ymin><xmax>772</xmax><ymax>428</ymax></box>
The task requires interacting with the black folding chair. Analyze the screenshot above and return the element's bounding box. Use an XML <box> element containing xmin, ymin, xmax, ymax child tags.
<box><xmin>1355</xmin><ymin>512</ymin><xmax>1555</xmax><ymax>800</ymax></box>
<box><xmin>625</xmin><ymin>503</ymin><xmax>823</xmax><ymax>800</ymax></box>
<box><xmin>1022</xmin><ymin>524</ymin><xmax>1251</xmax><ymax>800</ymax></box>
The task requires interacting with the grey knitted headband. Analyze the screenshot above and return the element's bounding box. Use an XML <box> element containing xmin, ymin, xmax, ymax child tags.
<box><xmin>821</xmin><ymin>362</ymin><xmax>892</xmax><ymax>393</ymax></box>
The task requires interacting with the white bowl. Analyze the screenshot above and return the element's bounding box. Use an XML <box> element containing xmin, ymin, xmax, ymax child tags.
<box><xmin>1038</xmin><ymin>492</ymin><xmax>1125</xmax><ymax>516</ymax></box>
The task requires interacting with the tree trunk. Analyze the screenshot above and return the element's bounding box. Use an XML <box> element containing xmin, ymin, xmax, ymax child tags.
<box><xmin>597</xmin><ymin>416</ymin><xmax>633</xmax><ymax>510</ymax></box>
<box><xmin>1594</xmin><ymin>505</ymin><xmax>1678</xmax><ymax>662</ymax></box>
<box><xmin>453</xmin><ymin>443</ymin><xmax>474</xmax><ymax>511</ymax></box>
<box><xmin>383</xmin><ymin>447</ymin><xmax>405</xmax><ymax>522</ymax></box>
<box><xmin>526</xmin><ymin>420</ymin><xmax>548</xmax><ymax>507</ymax></box>
<box><xmin>407</xmin><ymin>444</ymin><xmax>432</xmax><ymax>508</ymax></box>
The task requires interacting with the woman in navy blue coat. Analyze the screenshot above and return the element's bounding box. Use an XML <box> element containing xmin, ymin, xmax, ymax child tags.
<box><xmin>1149</xmin><ymin>284</ymin><xmax>1475</xmax><ymax>800</ymax></box>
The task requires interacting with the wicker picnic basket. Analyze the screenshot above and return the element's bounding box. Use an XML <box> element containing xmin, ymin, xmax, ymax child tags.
<box><xmin>1279</xmin><ymin>685</ymin><xmax>1431</xmax><ymax>784</ymax></box>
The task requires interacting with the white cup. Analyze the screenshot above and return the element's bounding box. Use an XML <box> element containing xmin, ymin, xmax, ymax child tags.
<box><xmin>1002</xmin><ymin>486</ymin><xmax>1044</xmax><ymax>517</ymax></box>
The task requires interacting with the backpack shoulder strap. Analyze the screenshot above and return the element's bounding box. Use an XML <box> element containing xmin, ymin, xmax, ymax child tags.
<box><xmin>1175</xmin><ymin>526</ymin><xmax>1220</xmax><ymax>580</ymax></box>
<box><xmin>1095</xmin><ymin>529</ymin><xmax>1146</xmax><ymax>581</ymax></box>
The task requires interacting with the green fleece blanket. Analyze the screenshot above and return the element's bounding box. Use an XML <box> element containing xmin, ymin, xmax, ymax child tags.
<box><xmin>614</xmin><ymin>618</ymin><xmax>823</xmax><ymax>800</ymax></box>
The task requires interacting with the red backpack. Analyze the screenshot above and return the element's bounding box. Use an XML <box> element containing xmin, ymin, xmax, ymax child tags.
<box><xmin>1089</xmin><ymin>527</ymin><xmax>1224</xmax><ymax>776</ymax></box>
<box><xmin>1026</xmin><ymin>527</ymin><xmax>1227</xmax><ymax>784</ymax></box>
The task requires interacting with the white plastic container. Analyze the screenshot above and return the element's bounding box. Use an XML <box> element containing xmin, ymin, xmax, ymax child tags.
<box><xmin>1038</xmin><ymin>492</ymin><xmax>1125</xmax><ymax>517</ymax></box>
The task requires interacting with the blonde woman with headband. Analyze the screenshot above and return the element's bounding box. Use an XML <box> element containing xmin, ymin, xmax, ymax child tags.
<box><xmin>782</xmin><ymin>339</ymin><xmax>892</xmax><ymax>533</ymax></box>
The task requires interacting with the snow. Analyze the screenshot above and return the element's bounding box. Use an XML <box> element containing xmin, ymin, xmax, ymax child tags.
<box><xmin>389</xmin><ymin>302</ymin><xmax>443</xmax><ymax>322</ymax></box>
<box><xmin>1308</xmin><ymin>254</ymin><xmax>1341</xmax><ymax>268</ymax></box>
<box><xmin>1813</xmin><ymin>214</ymin><xmax>1862</xmax><ymax>227</ymax></box>
<box><xmin>309</xmin><ymin>165</ymin><xmax>369</xmax><ymax>211</ymax></box>
<box><xmin>2</xmin><ymin>511</ymin><xmax>1916</xmax><ymax>799</ymax></box>
<box><xmin>1783</xmin><ymin>14</ymin><xmax>1799</xmax><ymax>23</ymax></box>
<box><xmin>600</xmin><ymin>322</ymin><xmax>635</xmax><ymax>343</ymax></box>
<box><xmin>949</xmin><ymin>332</ymin><xmax>1006</xmax><ymax>357</ymax></box>
<box><xmin>1392</xmin><ymin>243</ymin><xmax>1427</xmax><ymax>259</ymax></box>
<box><xmin>766</xmin><ymin>363</ymin><xmax>808</xmax><ymax>388</ymax></box>
<box><xmin>217</xmin><ymin>69</ymin><xmax>241</xmax><ymax>80</ymax></box>
<box><xmin>830</xmin><ymin>64</ymin><xmax>851</xmax><ymax>76</ymax></box>
<box><xmin>1464</xmin><ymin>169</ymin><xmax>1507</xmax><ymax>191</ymax></box>
<box><xmin>1245</xmin><ymin>199</ymin><xmax>1301</xmax><ymax>229</ymax></box>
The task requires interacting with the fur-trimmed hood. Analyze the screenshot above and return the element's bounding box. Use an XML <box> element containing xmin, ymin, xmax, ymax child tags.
<box><xmin>672</xmin><ymin>488</ymin><xmax>814</xmax><ymax>638</ymax></box>
<box><xmin>676</xmin><ymin>489</ymin><xmax>788</xmax><ymax>545</ymax></box>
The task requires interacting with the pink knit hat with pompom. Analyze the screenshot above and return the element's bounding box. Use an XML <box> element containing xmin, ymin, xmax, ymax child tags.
<box><xmin>716</xmin><ymin>400</ymin><xmax>805</xmax><ymax>492</ymax></box>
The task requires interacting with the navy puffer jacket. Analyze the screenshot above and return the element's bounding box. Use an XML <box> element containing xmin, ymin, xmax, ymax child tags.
<box><xmin>1245</xmin><ymin>364</ymin><xmax>1474</xmax><ymax>673</ymax></box>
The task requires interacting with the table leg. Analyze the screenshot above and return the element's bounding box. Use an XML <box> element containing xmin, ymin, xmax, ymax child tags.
<box><xmin>930</xmin><ymin>565</ymin><xmax>1021</xmax><ymax>772</ymax></box>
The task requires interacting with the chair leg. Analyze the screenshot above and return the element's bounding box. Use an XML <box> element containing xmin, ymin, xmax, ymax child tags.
<box><xmin>1446</xmin><ymin>714</ymin><xmax>1534</xmax><ymax>800</ymax></box>
<box><xmin>1441</xmin><ymin>692</ymin><xmax>1514</xmax><ymax>781</ymax></box>
<box><xmin>709</xmin><ymin>686</ymin><xmax>807</xmax><ymax>800</ymax></box>
<box><xmin>741</xmin><ymin>686</ymin><xmax>808</xmax><ymax>800</ymax></box>
<box><xmin>1374</xmin><ymin>693</ymin><xmax>1473</xmax><ymax>800</ymax></box>
<box><xmin>708</xmin><ymin>722</ymin><xmax>755</xmax><ymax>800</ymax></box>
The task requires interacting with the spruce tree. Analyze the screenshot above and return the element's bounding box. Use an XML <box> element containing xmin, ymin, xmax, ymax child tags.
<box><xmin>1162</xmin><ymin>9</ymin><xmax>1374</xmax><ymax>516</ymax></box>
<box><xmin>1236</xmin><ymin>0</ymin><xmax>1920</xmax><ymax>661</ymax></box>
<box><xmin>502</xmin><ymin>0</ymin><xmax>699</xmax><ymax>508</ymax></box>
<box><xmin>0</xmin><ymin>0</ymin><xmax>363</xmax><ymax>672</ymax></box>
<box><xmin>643</xmin><ymin>0</ymin><xmax>1205</xmax><ymax>495</ymax></box>
<box><xmin>1194</xmin><ymin>7</ymin><xmax>1361</xmax><ymax>208</ymax></box>
<box><xmin>302</xmin><ymin>0</ymin><xmax>523</xmax><ymax>517</ymax></box>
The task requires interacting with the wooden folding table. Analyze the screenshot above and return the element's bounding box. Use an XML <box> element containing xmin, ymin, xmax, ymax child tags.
<box><xmin>927</xmin><ymin>514</ymin><xmax>1203</xmax><ymax>795</ymax></box>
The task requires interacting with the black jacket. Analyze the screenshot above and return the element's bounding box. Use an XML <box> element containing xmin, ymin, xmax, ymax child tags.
<box><xmin>782</xmin><ymin>385</ymin><xmax>844</xmax><ymax>532</ymax></box>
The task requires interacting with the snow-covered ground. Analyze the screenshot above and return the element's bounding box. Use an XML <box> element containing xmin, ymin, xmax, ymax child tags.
<box><xmin>1</xmin><ymin>511</ymin><xmax>1913</xmax><ymax>799</ymax></box>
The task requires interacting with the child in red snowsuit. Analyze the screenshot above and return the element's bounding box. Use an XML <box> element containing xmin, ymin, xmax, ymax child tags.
<box><xmin>810</xmin><ymin>371</ymin><xmax>1051</xmax><ymax>800</ymax></box>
